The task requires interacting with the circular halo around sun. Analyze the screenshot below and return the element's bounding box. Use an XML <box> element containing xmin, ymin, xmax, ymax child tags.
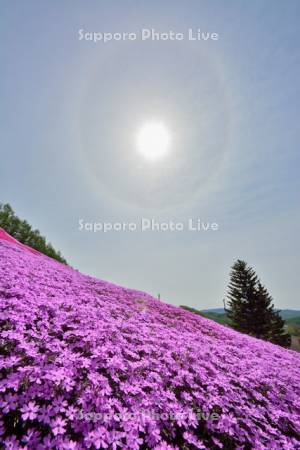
<box><xmin>136</xmin><ymin>122</ymin><xmax>170</xmax><ymax>161</ymax></box>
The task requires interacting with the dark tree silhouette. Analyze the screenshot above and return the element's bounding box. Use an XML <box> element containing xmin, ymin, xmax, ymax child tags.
<box><xmin>225</xmin><ymin>260</ymin><xmax>290</xmax><ymax>348</ymax></box>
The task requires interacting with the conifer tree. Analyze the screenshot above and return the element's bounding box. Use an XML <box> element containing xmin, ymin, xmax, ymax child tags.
<box><xmin>225</xmin><ymin>260</ymin><xmax>291</xmax><ymax>347</ymax></box>
<box><xmin>251</xmin><ymin>282</ymin><xmax>274</xmax><ymax>339</ymax></box>
<box><xmin>225</xmin><ymin>260</ymin><xmax>258</xmax><ymax>334</ymax></box>
<box><xmin>269</xmin><ymin>312</ymin><xmax>291</xmax><ymax>348</ymax></box>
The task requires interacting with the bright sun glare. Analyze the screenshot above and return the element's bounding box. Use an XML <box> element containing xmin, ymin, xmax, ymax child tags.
<box><xmin>136</xmin><ymin>122</ymin><xmax>170</xmax><ymax>161</ymax></box>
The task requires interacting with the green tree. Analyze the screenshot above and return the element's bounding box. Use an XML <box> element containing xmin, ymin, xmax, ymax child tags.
<box><xmin>0</xmin><ymin>203</ymin><xmax>67</xmax><ymax>264</ymax></box>
<box><xmin>270</xmin><ymin>312</ymin><xmax>291</xmax><ymax>348</ymax></box>
<box><xmin>225</xmin><ymin>260</ymin><xmax>290</xmax><ymax>348</ymax></box>
<box><xmin>225</xmin><ymin>260</ymin><xmax>258</xmax><ymax>334</ymax></box>
<box><xmin>250</xmin><ymin>282</ymin><xmax>275</xmax><ymax>339</ymax></box>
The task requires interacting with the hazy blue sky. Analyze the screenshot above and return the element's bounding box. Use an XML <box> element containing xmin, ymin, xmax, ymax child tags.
<box><xmin>1</xmin><ymin>1</ymin><xmax>300</xmax><ymax>309</ymax></box>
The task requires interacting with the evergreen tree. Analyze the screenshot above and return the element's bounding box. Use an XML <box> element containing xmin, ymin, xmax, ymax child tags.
<box><xmin>269</xmin><ymin>311</ymin><xmax>291</xmax><ymax>348</ymax></box>
<box><xmin>0</xmin><ymin>203</ymin><xmax>67</xmax><ymax>265</ymax></box>
<box><xmin>225</xmin><ymin>260</ymin><xmax>258</xmax><ymax>334</ymax></box>
<box><xmin>251</xmin><ymin>282</ymin><xmax>275</xmax><ymax>339</ymax></box>
<box><xmin>225</xmin><ymin>260</ymin><xmax>291</xmax><ymax>347</ymax></box>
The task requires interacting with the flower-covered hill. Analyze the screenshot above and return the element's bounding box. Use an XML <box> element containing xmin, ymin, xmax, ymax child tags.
<box><xmin>0</xmin><ymin>237</ymin><xmax>300</xmax><ymax>450</ymax></box>
<box><xmin>0</xmin><ymin>228</ymin><xmax>41</xmax><ymax>256</ymax></box>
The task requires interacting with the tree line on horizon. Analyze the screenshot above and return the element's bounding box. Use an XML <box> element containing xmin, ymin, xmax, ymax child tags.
<box><xmin>0</xmin><ymin>203</ymin><xmax>67</xmax><ymax>264</ymax></box>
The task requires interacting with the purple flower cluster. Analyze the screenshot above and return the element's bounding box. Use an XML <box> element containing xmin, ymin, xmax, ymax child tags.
<box><xmin>0</xmin><ymin>239</ymin><xmax>299</xmax><ymax>449</ymax></box>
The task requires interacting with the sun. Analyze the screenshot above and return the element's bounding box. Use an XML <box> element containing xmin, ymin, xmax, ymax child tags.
<box><xmin>136</xmin><ymin>122</ymin><xmax>171</xmax><ymax>161</ymax></box>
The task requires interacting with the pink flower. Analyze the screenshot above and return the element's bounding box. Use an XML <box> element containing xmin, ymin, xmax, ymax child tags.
<box><xmin>52</xmin><ymin>416</ymin><xmax>66</xmax><ymax>436</ymax></box>
<box><xmin>21</xmin><ymin>401</ymin><xmax>39</xmax><ymax>420</ymax></box>
<box><xmin>86</xmin><ymin>427</ymin><xmax>109</xmax><ymax>449</ymax></box>
<box><xmin>0</xmin><ymin>394</ymin><xmax>17</xmax><ymax>413</ymax></box>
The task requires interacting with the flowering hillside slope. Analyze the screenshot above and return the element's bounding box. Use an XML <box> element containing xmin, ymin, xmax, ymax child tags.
<box><xmin>0</xmin><ymin>238</ymin><xmax>300</xmax><ymax>450</ymax></box>
<box><xmin>0</xmin><ymin>227</ymin><xmax>41</xmax><ymax>256</ymax></box>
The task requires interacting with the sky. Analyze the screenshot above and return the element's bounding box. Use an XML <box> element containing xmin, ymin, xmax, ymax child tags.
<box><xmin>1</xmin><ymin>1</ymin><xmax>300</xmax><ymax>310</ymax></box>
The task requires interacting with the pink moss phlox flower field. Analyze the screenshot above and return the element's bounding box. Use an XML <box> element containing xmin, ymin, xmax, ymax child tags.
<box><xmin>0</xmin><ymin>238</ymin><xmax>300</xmax><ymax>449</ymax></box>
